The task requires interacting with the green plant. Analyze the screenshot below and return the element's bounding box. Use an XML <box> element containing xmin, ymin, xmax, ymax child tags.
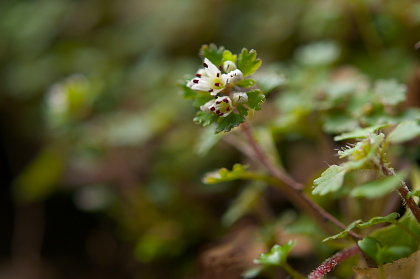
<box><xmin>181</xmin><ymin>44</ymin><xmax>420</xmax><ymax>278</ymax></box>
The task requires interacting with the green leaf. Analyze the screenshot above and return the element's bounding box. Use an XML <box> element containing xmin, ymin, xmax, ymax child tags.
<box><xmin>407</xmin><ymin>189</ymin><xmax>420</xmax><ymax>199</ymax></box>
<box><xmin>350</xmin><ymin>172</ymin><xmax>405</xmax><ymax>199</ymax></box>
<box><xmin>357</xmin><ymin>213</ymin><xmax>400</xmax><ymax>229</ymax></box>
<box><xmin>246</xmin><ymin>89</ymin><xmax>266</xmax><ymax>110</ymax></box>
<box><xmin>334</xmin><ymin>124</ymin><xmax>389</xmax><ymax>141</ymax></box>
<box><xmin>358</xmin><ymin>237</ymin><xmax>382</xmax><ymax>263</ymax></box>
<box><xmin>222</xmin><ymin>183</ymin><xmax>265</xmax><ymax>226</ymax></box>
<box><xmin>312</xmin><ymin>165</ymin><xmax>346</xmax><ymax>195</ymax></box>
<box><xmin>199</xmin><ymin>44</ymin><xmax>225</xmax><ymax>67</ymax></box>
<box><xmin>374</xmin><ymin>79</ymin><xmax>407</xmax><ymax>106</ymax></box>
<box><xmin>369</xmin><ymin>212</ymin><xmax>420</xmax><ymax>264</ymax></box>
<box><xmin>215</xmin><ymin>112</ymin><xmax>246</xmax><ymax>133</ymax></box>
<box><xmin>193</xmin><ymin>110</ymin><xmax>217</xmax><ymax>127</ymax></box>
<box><xmin>254</xmin><ymin>241</ymin><xmax>296</xmax><ymax>266</ymax></box>
<box><xmin>387</xmin><ymin>121</ymin><xmax>420</xmax><ymax>144</ymax></box>
<box><xmin>323</xmin><ymin>219</ymin><xmax>362</xmax><ymax>242</ymax></box>
<box><xmin>237</xmin><ymin>79</ymin><xmax>256</xmax><ymax>88</ymax></box>
<box><xmin>237</xmin><ymin>48</ymin><xmax>262</xmax><ymax>77</ymax></box>
<box><xmin>237</xmin><ymin>104</ymin><xmax>249</xmax><ymax>117</ymax></box>
<box><xmin>202</xmin><ymin>164</ymin><xmax>249</xmax><ymax>184</ymax></box>
<box><xmin>378</xmin><ymin>246</ymin><xmax>413</xmax><ymax>264</ymax></box>
<box><xmin>14</xmin><ymin>147</ymin><xmax>65</xmax><ymax>203</ymax></box>
<box><xmin>177</xmin><ymin>79</ymin><xmax>197</xmax><ymax>99</ymax></box>
<box><xmin>323</xmin><ymin>213</ymin><xmax>400</xmax><ymax>242</ymax></box>
<box><xmin>223</xmin><ymin>50</ymin><xmax>237</xmax><ymax>64</ymax></box>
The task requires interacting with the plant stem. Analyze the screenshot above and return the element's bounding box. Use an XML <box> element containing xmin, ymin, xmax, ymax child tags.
<box><xmin>380</xmin><ymin>165</ymin><xmax>420</xmax><ymax>224</ymax></box>
<box><xmin>308</xmin><ymin>245</ymin><xmax>361</xmax><ymax>279</ymax></box>
<box><xmin>240</xmin><ymin>122</ymin><xmax>362</xmax><ymax>239</ymax></box>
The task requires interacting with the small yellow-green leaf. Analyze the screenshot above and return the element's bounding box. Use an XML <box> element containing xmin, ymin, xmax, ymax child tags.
<box><xmin>222</xmin><ymin>50</ymin><xmax>237</xmax><ymax>64</ymax></box>
<box><xmin>202</xmin><ymin>164</ymin><xmax>249</xmax><ymax>184</ymax></box>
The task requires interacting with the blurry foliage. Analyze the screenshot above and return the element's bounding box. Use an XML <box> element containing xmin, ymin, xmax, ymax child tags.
<box><xmin>2</xmin><ymin>0</ymin><xmax>420</xmax><ymax>278</ymax></box>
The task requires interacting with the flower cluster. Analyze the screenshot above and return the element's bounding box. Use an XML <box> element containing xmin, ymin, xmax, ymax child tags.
<box><xmin>181</xmin><ymin>45</ymin><xmax>264</xmax><ymax>133</ymax></box>
<box><xmin>187</xmin><ymin>58</ymin><xmax>247</xmax><ymax>118</ymax></box>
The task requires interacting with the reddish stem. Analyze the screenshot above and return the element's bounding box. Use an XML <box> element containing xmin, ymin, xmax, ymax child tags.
<box><xmin>240</xmin><ymin>122</ymin><xmax>362</xmax><ymax>240</ymax></box>
<box><xmin>308</xmin><ymin>245</ymin><xmax>361</xmax><ymax>279</ymax></box>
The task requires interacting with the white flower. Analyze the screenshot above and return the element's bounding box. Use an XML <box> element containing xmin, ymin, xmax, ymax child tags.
<box><xmin>200</xmin><ymin>96</ymin><xmax>233</xmax><ymax>117</ymax></box>
<box><xmin>188</xmin><ymin>58</ymin><xmax>227</xmax><ymax>95</ymax></box>
<box><xmin>188</xmin><ymin>58</ymin><xmax>245</xmax><ymax>96</ymax></box>
<box><xmin>232</xmin><ymin>92</ymin><xmax>248</xmax><ymax>104</ymax></box>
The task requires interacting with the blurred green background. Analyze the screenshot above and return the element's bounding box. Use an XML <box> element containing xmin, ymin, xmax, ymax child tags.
<box><xmin>1</xmin><ymin>0</ymin><xmax>420</xmax><ymax>278</ymax></box>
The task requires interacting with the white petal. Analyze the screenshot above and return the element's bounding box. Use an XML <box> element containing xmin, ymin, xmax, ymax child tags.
<box><xmin>204</xmin><ymin>58</ymin><xmax>221</xmax><ymax>77</ymax></box>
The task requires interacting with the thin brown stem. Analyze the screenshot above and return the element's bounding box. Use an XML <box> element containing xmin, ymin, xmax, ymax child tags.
<box><xmin>380</xmin><ymin>165</ymin><xmax>420</xmax><ymax>224</ymax></box>
<box><xmin>240</xmin><ymin>122</ymin><xmax>362</xmax><ymax>240</ymax></box>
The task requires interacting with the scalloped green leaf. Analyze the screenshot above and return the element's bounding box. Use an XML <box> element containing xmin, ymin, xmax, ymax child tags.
<box><xmin>193</xmin><ymin>111</ymin><xmax>218</xmax><ymax>127</ymax></box>
<box><xmin>199</xmin><ymin>44</ymin><xmax>225</xmax><ymax>67</ymax></box>
<box><xmin>334</xmin><ymin>124</ymin><xmax>389</xmax><ymax>141</ymax></box>
<box><xmin>313</xmin><ymin>165</ymin><xmax>346</xmax><ymax>195</ymax></box>
<box><xmin>202</xmin><ymin>163</ymin><xmax>249</xmax><ymax>184</ymax></box>
<box><xmin>374</xmin><ymin>79</ymin><xmax>407</xmax><ymax>106</ymax></box>
<box><xmin>215</xmin><ymin>112</ymin><xmax>246</xmax><ymax>133</ymax></box>
<box><xmin>254</xmin><ymin>241</ymin><xmax>296</xmax><ymax>267</ymax></box>
<box><xmin>237</xmin><ymin>104</ymin><xmax>249</xmax><ymax>117</ymax></box>
<box><xmin>350</xmin><ymin>172</ymin><xmax>405</xmax><ymax>199</ymax></box>
<box><xmin>387</xmin><ymin>121</ymin><xmax>420</xmax><ymax>144</ymax></box>
<box><xmin>223</xmin><ymin>50</ymin><xmax>237</xmax><ymax>64</ymax></box>
<box><xmin>238</xmin><ymin>48</ymin><xmax>262</xmax><ymax>77</ymax></box>
<box><xmin>246</xmin><ymin>89</ymin><xmax>266</xmax><ymax>110</ymax></box>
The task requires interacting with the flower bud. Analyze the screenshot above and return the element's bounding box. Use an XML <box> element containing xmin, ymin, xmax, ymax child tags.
<box><xmin>226</xmin><ymin>69</ymin><xmax>244</xmax><ymax>85</ymax></box>
<box><xmin>223</xmin><ymin>61</ymin><xmax>237</xmax><ymax>73</ymax></box>
<box><xmin>233</xmin><ymin>92</ymin><xmax>248</xmax><ymax>104</ymax></box>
